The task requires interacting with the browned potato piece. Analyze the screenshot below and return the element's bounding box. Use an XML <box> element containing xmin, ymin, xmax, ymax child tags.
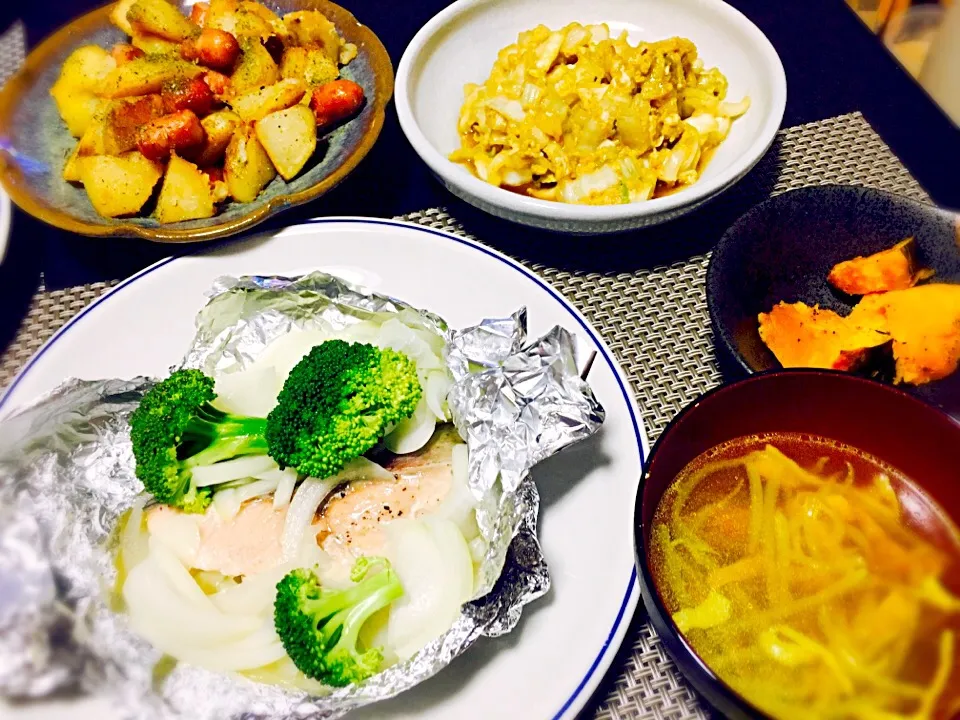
<box><xmin>280</xmin><ymin>46</ymin><xmax>339</xmax><ymax>87</ymax></box>
<box><xmin>131</xmin><ymin>32</ymin><xmax>181</xmax><ymax>55</ymax></box>
<box><xmin>75</xmin><ymin>116</ymin><xmax>108</xmax><ymax>157</ymax></box>
<box><xmin>63</xmin><ymin>143</ymin><xmax>84</xmax><ymax>182</ymax></box>
<box><xmin>194</xmin><ymin>109</ymin><xmax>242</xmax><ymax>166</ymax></box>
<box><xmin>283</xmin><ymin>11</ymin><xmax>341</xmax><ymax>62</ymax></box>
<box><xmin>239</xmin><ymin>1</ymin><xmax>287</xmax><ymax>37</ymax></box>
<box><xmin>77</xmin><ymin>152</ymin><xmax>163</xmax><ymax>217</ymax></box>
<box><xmin>205</xmin><ymin>0</ymin><xmax>241</xmax><ymax>34</ymax></box>
<box><xmin>100</xmin><ymin>56</ymin><xmax>204</xmax><ymax>98</ymax></box>
<box><xmin>110</xmin><ymin>0</ymin><xmax>138</xmax><ymax>35</ymax></box>
<box><xmin>127</xmin><ymin>0</ymin><xmax>200</xmax><ymax>41</ymax></box>
<box><xmin>156</xmin><ymin>154</ymin><xmax>216</xmax><ymax>222</ymax></box>
<box><xmin>224</xmin><ymin>126</ymin><xmax>276</xmax><ymax>202</ymax></box>
<box><xmin>230</xmin><ymin>78</ymin><xmax>306</xmax><ymax>121</ymax></box>
<box><xmin>230</xmin><ymin>38</ymin><xmax>280</xmax><ymax>95</ymax></box>
<box><xmin>232</xmin><ymin>7</ymin><xmax>276</xmax><ymax>42</ymax></box>
<box><xmin>102</xmin><ymin>95</ymin><xmax>166</xmax><ymax>155</ymax></box>
<box><xmin>255</xmin><ymin>105</ymin><xmax>316</xmax><ymax>180</ymax></box>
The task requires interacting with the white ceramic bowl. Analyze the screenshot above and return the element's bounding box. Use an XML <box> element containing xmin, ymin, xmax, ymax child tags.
<box><xmin>396</xmin><ymin>0</ymin><xmax>787</xmax><ymax>234</ymax></box>
<box><xmin>0</xmin><ymin>189</ymin><xmax>10</xmax><ymax>265</ymax></box>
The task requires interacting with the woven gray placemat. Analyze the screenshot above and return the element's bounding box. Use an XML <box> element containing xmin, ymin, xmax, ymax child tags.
<box><xmin>0</xmin><ymin>104</ymin><xmax>930</xmax><ymax>719</ymax></box>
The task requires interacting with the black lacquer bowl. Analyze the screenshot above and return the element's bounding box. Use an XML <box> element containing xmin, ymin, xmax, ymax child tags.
<box><xmin>707</xmin><ymin>184</ymin><xmax>960</xmax><ymax>417</ymax></box>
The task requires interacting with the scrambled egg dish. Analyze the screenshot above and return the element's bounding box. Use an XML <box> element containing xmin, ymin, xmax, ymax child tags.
<box><xmin>449</xmin><ymin>23</ymin><xmax>750</xmax><ymax>205</ymax></box>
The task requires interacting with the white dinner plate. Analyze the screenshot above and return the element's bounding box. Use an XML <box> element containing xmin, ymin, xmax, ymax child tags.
<box><xmin>0</xmin><ymin>218</ymin><xmax>646</xmax><ymax>720</ymax></box>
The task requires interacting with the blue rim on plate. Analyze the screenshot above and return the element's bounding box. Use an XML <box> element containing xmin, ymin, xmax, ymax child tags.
<box><xmin>0</xmin><ymin>216</ymin><xmax>644</xmax><ymax>719</ymax></box>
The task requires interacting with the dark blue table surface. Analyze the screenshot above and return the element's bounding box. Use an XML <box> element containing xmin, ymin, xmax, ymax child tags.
<box><xmin>1</xmin><ymin>0</ymin><xmax>958</xmax><ymax>298</ymax></box>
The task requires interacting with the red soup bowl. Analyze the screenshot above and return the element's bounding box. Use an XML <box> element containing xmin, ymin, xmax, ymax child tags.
<box><xmin>633</xmin><ymin>369</ymin><xmax>960</xmax><ymax>719</ymax></box>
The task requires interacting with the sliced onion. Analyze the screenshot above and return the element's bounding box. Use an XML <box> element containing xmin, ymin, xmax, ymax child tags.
<box><xmin>123</xmin><ymin>556</ymin><xmax>262</xmax><ymax>645</ymax></box>
<box><xmin>468</xmin><ymin>536</ymin><xmax>487</xmax><ymax>565</ymax></box>
<box><xmin>213</xmin><ymin>364</ymin><xmax>281</xmax><ymax>418</ymax></box>
<box><xmin>127</xmin><ymin>611</ymin><xmax>287</xmax><ymax>672</ymax></box>
<box><xmin>384</xmin><ymin>518</ymin><xmax>474</xmax><ymax>660</ymax></box>
<box><xmin>211</xmin><ymin>563</ymin><xmax>294</xmax><ymax>616</ymax></box>
<box><xmin>280</xmin><ymin>477</ymin><xmax>339</xmax><ymax>563</ymax></box>
<box><xmin>145</xmin><ymin>506</ymin><xmax>201</xmax><ymax>567</ymax></box>
<box><xmin>231</xmin><ymin>477</ymin><xmax>281</xmax><ymax>505</ymax></box>
<box><xmin>374</xmin><ymin>319</ymin><xmax>444</xmax><ymax>371</ymax></box>
<box><xmin>148</xmin><ymin>536</ymin><xmax>212</xmax><ymax>609</ymax></box>
<box><xmin>119</xmin><ymin>497</ymin><xmax>151</xmax><ymax>574</ymax></box>
<box><xmin>213</xmin><ymin>487</ymin><xmax>242</xmax><ymax>523</ymax></box>
<box><xmin>385</xmin><ymin>400</ymin><xmax>436</xmax><ymax>455</ymax></box>
<box><xmin>271</xmin><ymin>468</ymin><xmax>298</xmax><ymax>511</ymax></box>
<box><xmin>280</xmin><ymin>458</ymin><xmax>397</xmax><ymax>561</ymax></box>
<box><xmin>427</xmin><ymin>517</ymin><xmax>475</xmax><ymax>603</ymax></box>
<box><xmin>425</xmin><ymin>371</ymin><xmax>453</xmax><ymax>421</ymax></box>
<box><xmin>435</xmin><ymin>443</ymin><xmax>480</xmax><ymax>541</ymax></box>
<box><xmin>192</xmin><ymin>456</ymin><xmax>279</xmax><ymax>488</ymax></box>
<box><xmin>243</xmin><ymin>656</ymin><xmax>331</xmax><ymax>694</ymax></box>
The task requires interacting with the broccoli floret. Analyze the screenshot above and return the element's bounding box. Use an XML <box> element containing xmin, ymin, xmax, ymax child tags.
<box><xmin>129</xmin><ymin>369</ymin><xmax>269</xmax><ymax>513</ymax></box>
<box><xmin>274</xmin><ymin>557</ymin><xmax>404</xmax><ymax>686</ymax></box>
<box><xmin>266</xmin><ymin>340</ymin><xmax>422</xmax><ymax>479</ymax></box>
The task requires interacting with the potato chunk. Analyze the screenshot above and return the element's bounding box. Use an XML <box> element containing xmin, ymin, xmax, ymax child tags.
<box><xmin>103</xmin><ymin>95</ymin><xmax>166</xmax><ymax>154</ymax></box>
<box><xmin>77</xmin><ymin>152</ymin><xmax>163</xmax><ymax>217</ymax></box>
<box><xmin>255</xmin><ymin>105</ymin><xmax>316</xmax><ymax>180</ymax></box>
<box><xmin>126</xmin><ymin>0</ymin><xmax>200</xmax><ymax>41</ymax></box>
<box><xmin>280</xmin><ymin>46</ymin><xmax>339</xmax><ymax>87</ymax></box>
<box><xmin>130</xmin><ymin>32</ymin><xmax>181</xmax><ymax>56</ymax></box>
<box><xmin>194</xmin><ymin>109</ymin><xmax>242</xmax><ymax>166</ymax></box>
<box><xmin>230</xmin><ymin>38</ymin><xmax>280</xmax><ymax>95</ymax></box>
<box><xmin>50</xmin><ymin>46</ymin><xmax>116</xmax><ymax>136</ymax></box>
<box><xmin>62</xmin><ymin>143</ymin><xmax>84</xmax><ymax>182</ymax></box>
<box><xmin>283</xmin><ymin>10</ymin><xmax>341</xmax><ymax>62</ymax></box>
<box><xmin>156</xmin><ymin>154</ymin><xmax>216</xmax><ymax>223</ymax></box>
<box><xmin>230</xmin><ymin>78</ymin><xmax>306</xmax><ymax>121</ymax></box>
<box><xmin>100</xmin><ymin>56</ymin><xmax>204</xmax><ymax>98</ymax></box>
<box><xmin>224</xmin><ymin>126</ymin><xmax>276</xmax><ymax>202</ymax></box>
<box><xmin>110</xmin><ymin>0</ymin><xmax>138</xmax><ymax>35</ymax></box>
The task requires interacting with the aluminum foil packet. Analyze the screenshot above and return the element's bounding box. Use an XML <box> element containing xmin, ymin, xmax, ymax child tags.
<box><xmin>0</xmin><ymin>271</ymin><xmax>605</xmax><ymax>719</ymax></box>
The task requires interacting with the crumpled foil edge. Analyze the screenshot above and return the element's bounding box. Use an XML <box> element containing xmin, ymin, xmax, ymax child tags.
<box><xmin>0</xmin><ymin>271</ymin><xmax>604</xmax><ymax>719</ymax></box>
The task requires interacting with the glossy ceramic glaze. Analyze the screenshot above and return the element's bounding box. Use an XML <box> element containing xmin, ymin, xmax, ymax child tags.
<box><xmin>0</xmin><ymin>0</ymin><xmax>393</xmax><ymax>242</ymax></box>
<box><xmin>395</xmin><ymin>0</ymin><xmax>786</xmax><ymax>234</ymax></box>
<box><xmin>634</xmin><ymin>369</ymin><xmax>960</xmax><ymax>719</ymax></box>
<box><xmin>707</xmin><ymin>184</ymin><xmax>960</xmax><ymax>417</ymax></box>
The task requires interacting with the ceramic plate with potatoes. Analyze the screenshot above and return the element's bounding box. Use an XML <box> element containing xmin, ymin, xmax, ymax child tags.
<box><xmin>0</xmin><ymin>0</ymin><xmax>393</xmax><ymax>242</ymax></box>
